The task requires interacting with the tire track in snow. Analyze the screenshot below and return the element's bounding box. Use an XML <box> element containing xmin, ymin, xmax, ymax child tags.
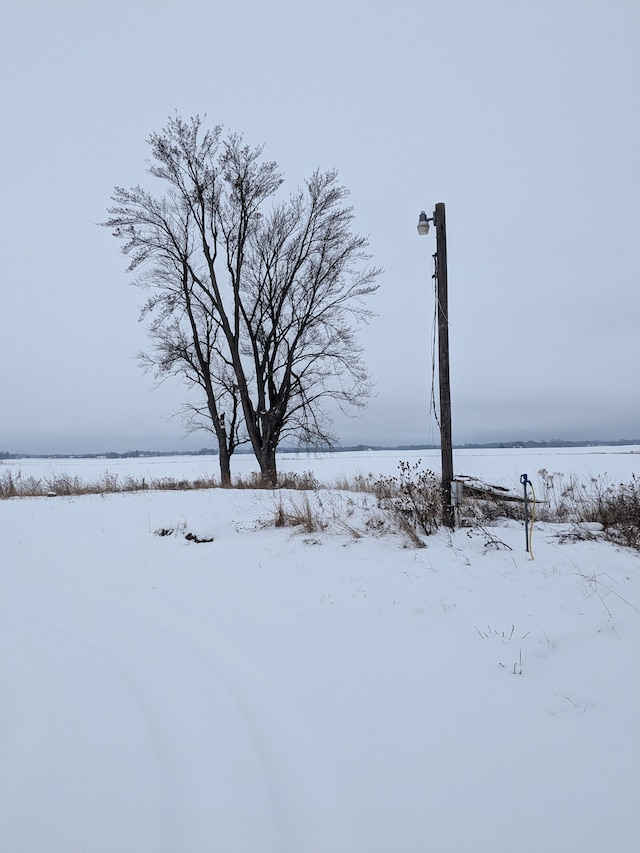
<box><xmin>0</xmin><ymin>608</ymin><xmax>168</xmax><ymax>853</ymax></box>
<box><xmin>1</xmin><ymin>596</ymin><xmax>356</xmax><ymax>852</ymax></box>
<box><xmin>94</xmin><ymin>601</ymin><xmax>358</xmax><ymax>853</ymax></box>
<box><xmin>2</xmin><ymin>613</ymin><xmax>176</xmax><ymax>851</ymax></box>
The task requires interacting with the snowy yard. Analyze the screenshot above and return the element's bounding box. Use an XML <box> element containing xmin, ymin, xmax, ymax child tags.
<box><xmin>1</xmin><ymin>448</ymin><xmax>639</xmax><ymax>852</ymax></box>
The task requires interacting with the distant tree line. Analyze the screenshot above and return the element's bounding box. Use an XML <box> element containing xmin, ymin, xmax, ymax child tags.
<box><xmin>3</xmin><ymin>438</ymin><xmax>639</xmax><ymax>462</ymax></box>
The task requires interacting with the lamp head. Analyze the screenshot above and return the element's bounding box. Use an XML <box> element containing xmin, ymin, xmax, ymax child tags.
<box><xmin>417</xmin><ymin>210</ymin><xmax>430</xmax><ymax>236</ymax></box>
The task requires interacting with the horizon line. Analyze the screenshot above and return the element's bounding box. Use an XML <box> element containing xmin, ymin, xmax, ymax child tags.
<box><xmin>3</xmin><ymin>437</ymin><xmax>640</xmax><ymax>459</ymax></box>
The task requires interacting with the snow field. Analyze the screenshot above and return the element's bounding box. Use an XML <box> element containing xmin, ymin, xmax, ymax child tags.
<box><xmin>1</xmin><ymin>448</ymin><xmax>639</xmax><ymax>852</ymax></box>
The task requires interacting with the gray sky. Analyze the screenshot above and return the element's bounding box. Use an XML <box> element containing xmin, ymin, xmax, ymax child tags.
<box><xmin>1</xmin><ymin>0</ymin><xmax>638</xmax><ymax>453</ymax></box>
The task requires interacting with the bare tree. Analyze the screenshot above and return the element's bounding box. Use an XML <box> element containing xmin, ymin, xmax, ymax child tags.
<box><xmin>104</xmin><ymin>115</ymin><xmax>379</xmax><ymax>485</ymax></box>
<box><xmin>238</xmin><ymin>167</ymin><xmax>380</xmax><ymax>482</ymax></box>
<box><xmin>103</xmin><ymin>174</ymin><xmax>243</xmax><ymax>485</ymax></box>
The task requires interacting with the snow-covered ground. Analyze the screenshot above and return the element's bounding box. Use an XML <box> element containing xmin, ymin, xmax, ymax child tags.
<box><xmin>1</xmin><ymin>447</ymin><xmax>639</xmax><ymax>852</ymax></box>
<box><xmin>4</xmin><ymin>444</ymin><xmax>640</xmax><ymax>488</ymax></box>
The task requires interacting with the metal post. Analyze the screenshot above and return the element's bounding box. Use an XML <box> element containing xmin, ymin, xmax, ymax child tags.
<box><xmin>434</xmin><ymin>203</ymin><xmax>454</xmax><ymax>529</ymax></box>
<box><xmin>520</xmin><ymin>473</ymin><xmax>530</xmax><ymax>552</ymax></box>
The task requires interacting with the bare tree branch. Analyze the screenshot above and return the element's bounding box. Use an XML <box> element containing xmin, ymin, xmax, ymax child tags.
<box><xmin>103</xmin><ymin>114</ymin><xmax>379</xmax><ymax>486</ymax></box>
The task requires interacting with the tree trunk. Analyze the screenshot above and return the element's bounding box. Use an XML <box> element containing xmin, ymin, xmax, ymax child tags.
<box><xmin>218</xmin><ymin>445</ymin><xmax>232</xmax><ymax>487</ymax></box>
<box><xmin>258</xmin><ymin>445</ymin><xmax>277</xmax><ymax>488</ymax></box>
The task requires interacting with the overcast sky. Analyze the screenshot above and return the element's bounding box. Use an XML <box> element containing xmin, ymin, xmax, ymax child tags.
<box><xmin>1</xmin><ymin>0</ymin><xmax>638</xmax><ymax>454</ymax></box>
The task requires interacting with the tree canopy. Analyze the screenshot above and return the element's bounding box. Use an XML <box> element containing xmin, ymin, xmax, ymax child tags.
<box><xmin>104</xmin><ymin>115</ymin><xmax>380</xmax><ymax>485</ymax></box>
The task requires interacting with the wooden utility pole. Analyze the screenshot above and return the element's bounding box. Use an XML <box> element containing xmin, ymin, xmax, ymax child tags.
<box><xmin>434</xmin><ymin>203</ymin><xmax>454</xmax><ymax>528</ymax></box>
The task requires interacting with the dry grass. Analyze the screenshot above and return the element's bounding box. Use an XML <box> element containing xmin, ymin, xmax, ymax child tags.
<box><xmin>0</xmin><ymin>468</ymin><xmax>217</xmax><ymax>499</ymax></box>
<box><xmin>232</xmin><ymin>470</ymin><xmax>321</xmax><ymax>491</ymax></box>
<box><xmin>534</xmin><ymin>470</ymin><xmax>640</xmax><ymax>550</ymax></box>
<box><xmin>3</xmin><ymin>461</ymin><xmax>638</xmax><ymax>551</ymax></box>
<box><xmin>271</xmin><ymin>492</ymin><xmax>327</xmax><ymax>534</ymax></box>
<box><xmin>265</xmin><ymin>461</ymin><xmax>441</xmax><ymax>547</ymax></box>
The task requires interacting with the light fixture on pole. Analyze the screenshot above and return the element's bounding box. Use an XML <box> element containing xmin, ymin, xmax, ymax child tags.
<box><xmin>417</xmin><ymin>203</ymin><xmax>455</xmax><ymax>529</ymax></box>
<box><xmin>417</xmin><ymin>210</ymin><xmax>430</xmax><ymax>236</ymax></box>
